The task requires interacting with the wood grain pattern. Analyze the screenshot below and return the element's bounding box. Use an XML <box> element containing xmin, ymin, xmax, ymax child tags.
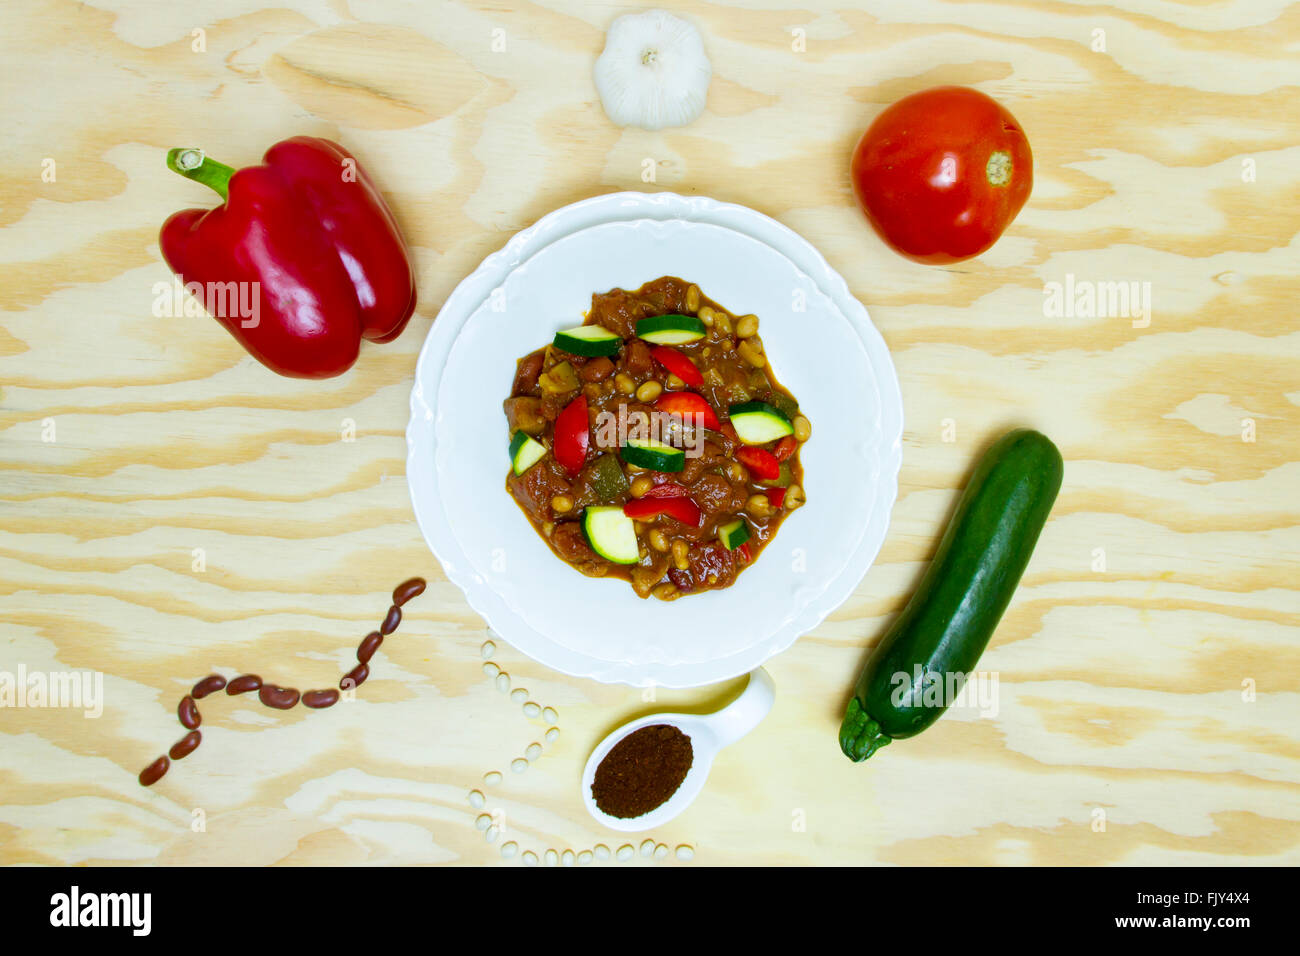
<box><xmin>1</xmin><ymin>0</ymin><xmax>1297</xmax><ymax>866</ymax></box>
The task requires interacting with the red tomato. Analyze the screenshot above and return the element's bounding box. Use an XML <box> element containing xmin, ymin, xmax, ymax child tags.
<box><xmin>553</xmin><ymin>395</ymin><xmax>589</xmax><ymax>474</ymax></box>
<box><xmin>850</xmin><ymin>86</ymin><xmax>1032</xmax><ymax>264</ymax></box>
<box><xmin>772</xmin><ymin>436</ymin><xmax>798</xmax><ymax>463</ymax></box>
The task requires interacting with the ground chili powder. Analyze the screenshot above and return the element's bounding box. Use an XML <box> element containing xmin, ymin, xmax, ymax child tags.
<box><xmin>591</xmin><ymin>724</ymin><xmax>694</xmax><ymax>819</ymax></box>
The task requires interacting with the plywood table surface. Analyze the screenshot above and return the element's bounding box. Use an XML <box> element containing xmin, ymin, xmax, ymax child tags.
<box><xmin>2</xmin><ymin>0</ymin><xmax>1297</xmax><ymax>866</ymax></box>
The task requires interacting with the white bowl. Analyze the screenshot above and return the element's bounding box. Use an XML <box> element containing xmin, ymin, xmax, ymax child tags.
<box><xmin>406</xmin><ymin>193</ymin><xmax>902</xmax><ymax>687</ymax></box>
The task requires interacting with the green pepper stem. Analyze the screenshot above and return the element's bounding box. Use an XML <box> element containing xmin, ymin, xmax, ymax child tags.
<box><xmin>165</xmin><ymin>147</ymin><xmax>236</xmax><ymax>201</ymax></box>
<box><xmin>838</xmin><ymin>697</ymin><xmax>893</xmax><ymax>762</ymax></box>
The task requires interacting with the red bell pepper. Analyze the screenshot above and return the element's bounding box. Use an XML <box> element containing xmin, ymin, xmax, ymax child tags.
<box><xmin>624</xmin><ymin>495</ymin><xmax>702</xmax><ymax>526</ymax></box>
<box><xmin>656</xmin><ymin>392</ymin><xmax>720</xmax><ymax>431</ymax></box>
<box><xmin>773</xmin><ymin>435</ymin><xmax>798</xmax><ymax>462</ymax></box>
<box><xmin>735</xmin><ymin>446</ymin><xmax>780</xmax><ymax>481</ymax></box>
<box><xmin>159</xmin><ymin>137</ymin><xmax>417</xmax><ymax>379</ymax></box>
<box><xmin>554</xmin><ymin>395</ymin><xmax>590</xmax><ymax>474</ymax></box>
<box><xmin>766</xmin><ymin>487</ymin><xmax>787</xmax><ymax>509</ymax></box>
<box><xmin>642</xmin><ymin>481</ymin><xmax>689</xmax><ymax>499</ymax></box>
<box><xmin>649</xmin><ymin>346</ymin><xmax>704</xmax><ymax>387</ymax></box>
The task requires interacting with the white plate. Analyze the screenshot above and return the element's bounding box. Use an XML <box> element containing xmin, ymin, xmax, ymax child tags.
<box><xmin>407</xmin><ymin>193</ymin><xmax>902</xmax><ymax>687</ymax></box>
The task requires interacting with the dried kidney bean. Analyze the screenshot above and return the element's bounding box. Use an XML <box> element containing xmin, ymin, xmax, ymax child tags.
<box><xmin>302</xmin><ymin>689</ymin><xmax>340</xmax><ymax>709</ymax></box>
<box><xmin>392</xmin><ymin>578</ymin><xmax>426</xmax><ymax>607</ymax></box>
<box><xmin>380</xmin><ymin>605</ymin><xmax>401</xmax><ymax>635</ymax></box>
<box><xmin>191</xmin><ymin>675</ymin><xmax>227</xmax><ymax>699</ymax></box>
<box><xmin>177</xmin><ymin>695</ymin><xmax>201</xmax><ymax>729</ymax></box>
<box><xmin>258</xmin><ymin>685</ymin><xmax>300</xmax><ymax>710</ymax></box>
<box><xmin>169</xmin><ymin>731</ymin><xmax>202</xmax><ymax>761</ymax></box>
<box><xmin>139</xmin><ymin>756</ymin><xmax>169</xmax><ymax>787</ymax></box>
<box><xmin>226</xmin><ymin>674</ymin><xmax>262</xmax><ymax>695</ymax></box>
<box><xmin>357</xmin><ymin>631</ymin><xmax>383</xmax><ymax>664</ymax></box>
<box><xmin>341</xmin><ymin>662</ymin><xmax>370</xmax><ymax>690</ymax></box>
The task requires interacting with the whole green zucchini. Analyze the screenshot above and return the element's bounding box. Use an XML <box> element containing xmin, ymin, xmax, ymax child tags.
<box><xmin>839</xmin><ymin>428</ymin><xmax>1063</xmax><ymax>761</ymax></box>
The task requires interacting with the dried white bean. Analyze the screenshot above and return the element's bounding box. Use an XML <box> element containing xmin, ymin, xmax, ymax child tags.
<box><xmin>468</xmin><ymin>790</ymin><xmax>485</xmax><ymax>809</ymax></box>
<box><xmin>578</xmin><ymin>850</ymin><xmax>593</xmax><ymax>865</ymax></box>
<box><xmin>545</xmin><ymin>849</ymin><xmax>558</xmax><ymax>866</ymax></box>
<box><xmin>486</xmin><ymin>826</ymin><xmax>500</xmax><ymax>844</ymax></box>
<box><xmin>654</xmin><ymin>843</ymin><xmax>668</xmax><ymax>860</ymax></box>
<box><xmin>545</xmin><ymin>728</ymin><xmax>560</xmax><ymax>743</ymax></box>
<box><xmin>511</xmin><ymin>758</ymin><xmax>528</xmax><ymax>773</ymax></box>
<box><xmin>483</xmin><ymin>662</ymin><xmax>499</xmax><ymax>677</ymax></box>
<box><xmin>617</xmin><ymin>844</ymin><xmax>635</xmax><ymax>862</ymax></box>
<box><xmin>475</xmin><ymin>814</ymin><xmax>492</xmax><ymax>831</ymax></box>
<box><xmin>483</xmin><ymin>771</ymin><xmax>502</xmax><ymax>785</ymax></box>
<box><xmin>525</xmin><ymin>743</ymin><xmax>542</xmax><ymax>760</ymax></box>
<box><xmin>522</xmin><ymin>850</ymin><xmax>538</xmax><ymax>866</ymax></box>
<box><xmin>675</xmin><ymin>845</ymin><xmax>694</xmax><ymax>861</ymax></box>
<box><xmin>640</xmin><ymin>839</ymin><xmax>655</xmax><ymax>857</ymax></box>
<box><xmin>495</xmin><ymin>673</ymin><xmax>511</xmax><ymax>693</ymax></box>
<box><xmin>543</xmin><ymin>707</ymin><xmax>558</xmax><ymax>724</ymax></box>
<box><xmin>523</xmin><ymin>702</ymin><xmax>541</xmax><ymax>718</ymax></box>
<box><xmin>510</xmin><ymin>688</ymin><xmax>527</xmax><ymax>703</ymax></box>
<box><xmin>561</xmin><ymin>849</ymin><xmax>575</xmax><ymax>866</ymax></box>
<box><xmin>481</xmin><ymin>641</ymin><xmax>495</xmax><ymax>659</ymax></box>
<box><xmin>501</xmin><ymin>841</ymin><xmax>519</xmax><ymax>858</ymax></box>
<box><xmin>594</xmin><ymin>844</ymin><xmax>611</xmax><ymax>860</ymax></box>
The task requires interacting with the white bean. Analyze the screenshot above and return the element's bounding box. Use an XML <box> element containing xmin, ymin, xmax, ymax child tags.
<box><xmin>654</xmin><ymin>843</ymin><xmax>668</xmax><ymax>860</ymax></box>
<box><xmin>525</xmin><ymin>743</ymin><xmax>542</xmax><ymax>760</ymax></box>
<box><xmin>545</xmin><ymin>849</ymin><xmax>558</xmax><ymax>866</ymax></box>
<box><xmin>511</xmin><ymin>688</ymin><xmax>527</xmax><ymax>703</ymax></box>
<box><xmin>483</xmin><ymin>771</ymin><xmax>502</xmax><ymax>785</ymax></box>
<box><xmin>640</xmin><ymin>839</ymin><xmax>655</xmax><ymax>857</ymax></box>
<box><xmin>578</xmin><ymin>850</ymin><xmax>593</xmax><ymax>865</ymax></box>
<box><xmin>481</xmin><ymin>641</ymin><xmax>495</xmax><ymax>659</ymax></box>
<box><xmin>511</xmin><ymin>758</ymin><xmax>528</xmax><ymax>773</ymax></box>
<box><xmin>523</xmin><ymin>702</ymin><xmax>541</xmax><ymax>718</ymax></box>
<box><xmin>468</xmin><ymin>790</ymin><xmax>485</xmax><ymax>809</ymax></box>
<box><xmin>522</xmin><ymin>850</ymin><xmax>538</xmax><ymax>866</ymax></box>
<box><xmin>675</xmin><ymin>845</ymin><xmax>694</xmax><ymax>861</ymax></box>
<box><xmin>483</xmin><ymin>662</ymin><xmax>499</xmax><ymax>677</ymax></box>
<box><xmin>501</xmin><ymin>842</ymin><xmax>519</xmax><ymax>858</ymax></box>
<box><xmin>545</xmin><ymin>727</ymin><xmax>560</xmax><ymax>742</ymax></box>
<box><xmin>561</xmin><ymin>849</ymin><xmax>575</xmax><ymax>866</ymax></box>
<box><xmin>495</xmin><ymin>673</ymin><xmax>510</xmax><ymax>693</ymax></box>
<box><xmin>543</xmin><ymin>707</ymin><xmax>558</xmax><ymax>724</ymax></box>
<box><xmin>475</xmin><ymin>814</ymin><xmax>492</xmax><ymax>831</ymax></box>
<box><xmin>617</xmin><ymin>845</ymin><xmax>635</xmax><ymax>862</ymax></box>
<box><xmin>485</xmin><ymin>826</ymin><xmax>500</xmax><ymax>844</ymax></box>
<box><xmin>594</xmin><ymin>844</ymin><xmax>611</xmax><ymax>860</ymax></box>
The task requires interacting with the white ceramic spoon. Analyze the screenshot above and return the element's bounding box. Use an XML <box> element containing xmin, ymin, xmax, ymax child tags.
<box><xmin>581</xmin><ymin>667</ymin><xmax>776</xmax><ymax>832</ymax></box>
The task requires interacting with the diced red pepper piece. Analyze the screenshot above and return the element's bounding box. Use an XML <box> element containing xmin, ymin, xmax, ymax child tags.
<box><xmin>773</xmin><ymin>436</ymin><xmax>798</xmax><ymax>462</ymax></box>
<box><xmin>766</xmin><ymin>487</ymin><xmax>787</xmax><ymax>509</ymax></box>
<box><xmin>735</xmin><ymin>446</ymin><xmax>780</xmax><ymax>481</ymax></box>
<box><xmin>656</xmin><ymin>392</ymin><xmax>720</xmax><ymax>431</ymax></box>
<box><xmin>623</xmin><ymin>495</ymin><xmax>702</xmax><ymax>526</ymax></box>
<box><xmin>649</xmin><ymin>346</ymin><xmax>704</xmax><ymax>387</ymax></box>
<box><xmin>642</xmin><ymin>481</ymin><xmax>689</xmax><ymax>499</ymax></box>
<box><xmin>554</xmin><ymin>395</ymin><xmax>589</xmax><ymax>475</ymax></box>
<box><xmin>737</xmin><ymin>543</ymin><xmax>753</xmax><ymax>564</ymax></box>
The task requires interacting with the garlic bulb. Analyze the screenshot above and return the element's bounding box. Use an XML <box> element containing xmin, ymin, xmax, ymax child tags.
<box><xmin>594</xmin><ymin>9</ymin><xmax>712</xmax><ymax>131</ymax></box>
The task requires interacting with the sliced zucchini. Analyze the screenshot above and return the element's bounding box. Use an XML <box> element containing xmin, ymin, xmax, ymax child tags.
<box><xmin>553</xmin><ymin>324</ymin><xmax>622</xmax><ymax>357</ymax></box>
<box><xmin>583</xmin><ymin>506</ymin><xmax>639</xmax><ymax>564</ymax></box>
<box><xmin>509</xmin><ymin>431</ymin><xmax>547</xmax><ymax>475</ymax></box>
<box><xmin>718</xmin><ymin>518</ymin><xmax>751</xmax><ymax>551</ymax></box>
<box><xmin>620</xmin><ymin>437</ymin><xmax>686</xmax><ymax>472</ymax></box>
<box><xmin>635</xmin><ymin>314</ymin><xmax>707</xmax><ymax>345</ymax></box>
<box><xmin>728</xmin><ymin>400</ymin><xmax>794</xmax><ymax>445</ymax></box>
